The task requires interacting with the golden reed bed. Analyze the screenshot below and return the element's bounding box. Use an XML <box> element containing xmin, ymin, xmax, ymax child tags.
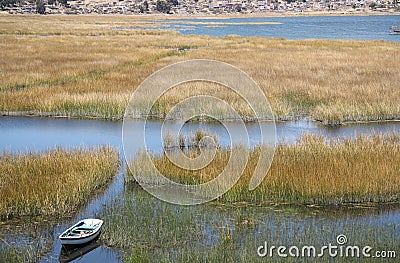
<box><xmin>1</xmin><ymin>15</ymin><xmax>399</xmax><ymax>125</ymax></box>
<box><xmin>0</xmin><ymin>146</ymin><xmax>119</xmax><ymax>220</ymax></box>
<box><xmin>128</xmin><ymin>134</ymin><xmax>400</xmax><ymax>205</ymax></box>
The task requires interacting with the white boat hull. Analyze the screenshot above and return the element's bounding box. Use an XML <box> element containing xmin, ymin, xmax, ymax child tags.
<box><xmin>60</xmin><ymin>229</ymin><xmax>101</xmax><ymax>245</ymax></box>
<box><xmin>59</xmin><ymin>219</ymin><xmax>103</xmax><ymax>246</ymax></box>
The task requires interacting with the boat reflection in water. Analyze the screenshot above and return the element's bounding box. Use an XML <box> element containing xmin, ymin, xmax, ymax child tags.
<box><xmin>58</xmin><ymin>238</ymin><xmax>102</xmax><ymax>263</ymax></box>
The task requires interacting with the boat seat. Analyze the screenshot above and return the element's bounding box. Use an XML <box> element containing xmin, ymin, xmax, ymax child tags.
<box><xmin>73</xmin><ymin>224</ymin><xmax>98</xmax><ymax>231</ymax></box>
<box><xmin>73</xmin><ymin>228</ymin><xmax>95</xmax><ymax>232</ymax></box>
<box><xmin>81</xmin><ymin>224</ymin><xmax>99</xmax><ymax>229</ymax></box>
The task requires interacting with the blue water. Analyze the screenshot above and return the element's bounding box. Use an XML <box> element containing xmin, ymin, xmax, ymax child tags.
<box><xmin>2</xmin><ymin>116</ymin><xmax>400</xmax><ymax>154</ymax></box>
<box><xmin>1</xmin><ymin>117</ymin><xmax>400</xmax><ymax>262</ymax></box>
<box><xmin>169</xmin><ymin>15</ymin><xmax>400</xmax><ymax>41</ymax></box>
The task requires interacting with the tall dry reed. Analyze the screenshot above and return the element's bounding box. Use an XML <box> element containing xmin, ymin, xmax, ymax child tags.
<box><xmin>0</xmin><ymin>146</ymin><xmax>119</xmax><ymax>220</ymax></box>
<box><xmin>1</xmin><ymin>15</ymin><xmax>399</xmax><ymax>124</ymax></box>
<box><xmin>128</xmin><ymin>134</ymin><xmax>400</xmax><ymax>205</ymax></box>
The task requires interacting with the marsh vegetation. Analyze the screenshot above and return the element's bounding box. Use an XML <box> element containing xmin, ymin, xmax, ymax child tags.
<box><xmin>0</xmin><ymin>146</ymin><xmax>119</xmax><ymax>220</ymax></box>
<box><xmin>101</xmin><ymin>188</ymin><xmax>400</xmax><ymax>263</ymax></box>
<box><xmin>1</xmin><ymin>15</ymin><xmax>399</xmax><ymax>124</ymax></box>
<box><xmin>1</xmin><ymin>14</ymin><xmax>400</xmax><ymax>262</ymax></box>
<box><xmin>128</xmin><ymin>133</ymin><xmax>400</xmax><ymax>205</ymax></box>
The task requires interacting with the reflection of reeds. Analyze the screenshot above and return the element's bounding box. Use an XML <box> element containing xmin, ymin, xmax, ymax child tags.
<box><xmin>0</xmin><ymin>232</ymin><xmax>49</xmax><ymax>263</ymax></box>
<box><xmin>128</xmin><ymin>134</ymin><xmax>400</xmax><ymax>205</ymax></box>
<box><xmin>101</xmin><ymin>185</ymin><xmax>400</xmax><ymax>262</ymax></box>
<box><xmin>162</xmin><ymin>129</ymin><xmax>220</xmax><ymax>150</ymax></box>
<box><xmin>0</xmin><ymin>247</ymin><xmax>25</xmax><ymax>263</ymax></box>
<box><xmin>0</xmin><ymin>146</ymin><xmax>119</xmax><ymax>220</ymax></box>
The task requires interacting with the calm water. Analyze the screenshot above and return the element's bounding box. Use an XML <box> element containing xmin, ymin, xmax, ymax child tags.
<box><xmin>1</xmin><ymin>116</ymin><xmax>400</xmax><ymax>153</ymax></box>
<box><xmin>2</xmin><ymin>15</ymin><xmax>400</xmax><ymax>263</ymax></box>
<box><xmin>0</xmin><ymin>116</ymin><xmax>400</xmax><ymax>262</ymax></box>
<box><xmin>167</xmin><ymin>15</ymin><xmax>400</xmax><ymax>42</ymax></box>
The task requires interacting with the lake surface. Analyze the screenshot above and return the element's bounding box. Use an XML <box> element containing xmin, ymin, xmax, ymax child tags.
<box><xmin>1</xmin><ymin>116</ymin><xmax>400</xmax><ymax>262</ymax></box>
<box><xmin>1</xmin><ymin>116</ymin><xmax>400</xmax><ymax>153</ymax></box>
<box><xmin>165</xmin><ymin>15</ymin><xmax>400</xmax><ymax>42</ymax></box>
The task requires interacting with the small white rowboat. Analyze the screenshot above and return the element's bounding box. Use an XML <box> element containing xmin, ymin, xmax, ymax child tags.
<box><xmin>59</xmin><ymin>218</ymin><xmax>103</xmax><ymax>245</ymax></box>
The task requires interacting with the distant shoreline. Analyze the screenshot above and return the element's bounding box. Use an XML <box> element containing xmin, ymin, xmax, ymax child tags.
<box><xmin>1</xmin><ymin>10</ymin><xmax>399</xmax><ymax>19</ymax></box>
<box><xmin>161</xmin><ymin>11</ymin><xmax>400</xmax><ymax>19</ymax></box>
